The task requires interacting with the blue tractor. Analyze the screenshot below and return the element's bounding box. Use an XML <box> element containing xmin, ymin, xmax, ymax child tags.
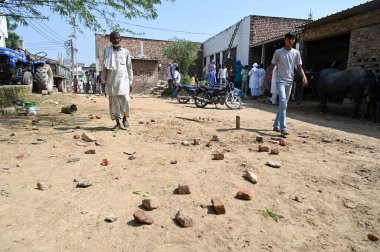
<box><xmin>0</xmin><ymin>47</ymin><xmax>54</xmax><ymax>93</ymax></box>
<box><xmin>0</xmin><ymin>47</ymin><xmax>33</xmax><ymax>86</ymax></box>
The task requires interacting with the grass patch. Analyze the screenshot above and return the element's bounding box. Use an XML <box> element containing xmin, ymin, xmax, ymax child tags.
<box><xmin>262</xmin><ymin>209</ymin><xmax>284</xmax><ymax>222</ymax></box>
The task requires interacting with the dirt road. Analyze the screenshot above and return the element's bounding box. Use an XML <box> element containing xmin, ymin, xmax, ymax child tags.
<box><xmin>0</xmin><ymin>93</ymin><xmax>379</xmax><ymax>251</ymax></box>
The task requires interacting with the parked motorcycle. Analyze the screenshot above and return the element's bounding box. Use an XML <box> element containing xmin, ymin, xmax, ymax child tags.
<box><xmin>194</xmin><ymin>82</ymin><xmax>242</xmax><ymax>109</ymax></box>
<box><xmin>174</xmin><ymin>83</ymin><xmax>198</xmax><ymax>104</ymax></box>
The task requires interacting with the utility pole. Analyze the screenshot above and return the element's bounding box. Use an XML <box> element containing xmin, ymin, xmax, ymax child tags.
<box><xmin>70</xmin><ymin>39</ymin><xmax>74</xmax><ymax>78</ymax></box>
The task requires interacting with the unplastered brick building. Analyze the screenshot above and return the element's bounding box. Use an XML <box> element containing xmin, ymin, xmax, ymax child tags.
<box><xmin>95</xmin><ymin>34</ymin><xmax>172</xmax><ymax>93</ymax></box>
<box><xmin>300</xmin><ymin>0</ymin><xmax>380</xmax><ymax>77</ymax></box>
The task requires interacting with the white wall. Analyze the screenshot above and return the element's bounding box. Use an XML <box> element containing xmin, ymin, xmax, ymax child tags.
<box><xmin>203</xmin><ymin>16</ymin><xmax>250</xmax><ymax>66</ymax></box>
<box><xmin>0</xmin><ymin>16</ymin><xmax>8</xmax><ymax>47</ymax></box>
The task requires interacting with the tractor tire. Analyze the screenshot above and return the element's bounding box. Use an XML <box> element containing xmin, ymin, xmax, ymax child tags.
<box><xmin>22</xmin><ymin>71</ymin><xmax>33</xmax><ymax>86</ymax></box>
<box><xmin>35</xmin><ymin>65</ymin><xmax>54</xmax><ymax>94</ymax></box>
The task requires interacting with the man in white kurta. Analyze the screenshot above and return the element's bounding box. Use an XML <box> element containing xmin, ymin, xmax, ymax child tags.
<box><xmin>102</xmin><ymin>31</ymin><xmax>133</xmax><ymax>130</ymax></box>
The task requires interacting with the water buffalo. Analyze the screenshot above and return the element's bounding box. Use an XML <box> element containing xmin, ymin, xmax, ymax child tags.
<box><xmin>309</xmin><ymin>67</ymin><xmax>376</xmax><ymax>117</ymax></box>
<box><xmin>365</xmin><ymin>75</ymin><xmax>380</xmax><ymax>123</ymax></box>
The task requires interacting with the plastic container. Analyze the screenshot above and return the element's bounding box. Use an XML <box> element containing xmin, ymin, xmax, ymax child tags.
<box><xmin>25</xmin><ymin>102</ymin><xmax>37</xmax><ymax>115</ymax></box>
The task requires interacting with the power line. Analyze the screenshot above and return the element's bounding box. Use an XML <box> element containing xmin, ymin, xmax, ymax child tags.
<box><xmin>28</xmin><ymin>21</ymin><xmax>63</xmax><ymax>45</ymax></box>
<box><xmin>37</xmin><ymin>21</ymin><xmax>68</xmax><ymax>41</ymax></box>
<box><xmin>94</xmin><ymin>15</ymin><xmax>216</xmax><ymax>36</ymax></box>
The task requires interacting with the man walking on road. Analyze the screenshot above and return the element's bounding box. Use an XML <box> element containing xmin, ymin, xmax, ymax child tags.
<box><xmin>265</xmin><ymin>32</ymin><xmax>307</xmax><ymax>136</ymax></box>
<box><xmin>102</xmin><ymin>31</ymin><xmax>133</xmax><ymax>130</ymax></box>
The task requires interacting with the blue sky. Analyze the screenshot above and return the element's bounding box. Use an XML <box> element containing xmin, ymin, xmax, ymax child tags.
<box><xmin>14</xmin><ymin>0</ymin><xmax>369</xmax><ymax>66</ymax></box>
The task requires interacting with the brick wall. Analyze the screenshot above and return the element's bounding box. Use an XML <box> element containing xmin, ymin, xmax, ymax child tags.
<box><xmin>348</xmin><ymin>24</ymin><xmax>380</xmax><ymax>76</ymax></box>
<box><xmin>95</xmin><ymin>34</ymin><xmax>203</xmax><ymax>91</ymax></box>
<box><xmin>250</xmin><ymin>16</ymin><xmax>309</xmax><ymax>45</ymax></box>
<box><xmin>303</xmin><ymin>9</ymin><xmax>380</xmax><ymax>41</ymax></box>
<box><xmin>303</xmin><ymin>9</ymin><xmax>380</xmax><ymax>76</ymax></box>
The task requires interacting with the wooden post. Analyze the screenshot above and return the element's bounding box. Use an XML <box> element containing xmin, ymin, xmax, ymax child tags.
<box><xmin>236</xmin><ymin>116</ymin><xmax>240</xmax><ymax>129</ymax></box>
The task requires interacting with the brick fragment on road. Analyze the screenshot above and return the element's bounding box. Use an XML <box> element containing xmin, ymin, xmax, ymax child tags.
<box><xmin>236</xmin><ymin>189</ymin><xmax>253</xmax><ymax>200</ymax></box>
<box><xmin>142</xmin><ymin>197</ymin><xmax>160</xmax><ymax>210</ymax></box>
<box><xmin>177</xmin><ymin>184</ymin><xmax>191</xmax><ymax>194</ymax></box>
<box><xmin>82</xmin><ymin>132</ymin><xmax>96</xmax><ymax>142</ymax></box>
<box><xmin>175</xmin><ymin>210</ymin><xmax>195</xmax><ymax>227</ymax></box>
<box><xmin>211</xmin><ymin>198</ymin><xmax>226</xmax><ymax>214</ymax></box>
<box><xmin>133</xmin><ymin>210</ymin><xmax>154</xmax><ymax>224</ymax></box>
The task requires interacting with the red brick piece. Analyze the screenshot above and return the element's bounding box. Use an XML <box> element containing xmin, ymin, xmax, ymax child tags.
<box><xmin>177</xmin><ymin>184</ymin><xmax>191</xmax><ymax>194</ymax></box>
<box><xmin>236</xmin><ymin>189</ymin><xmax>254</xmax><ymax>200</ymax></box>
<box><xmin>211</xmin><ymin>198</ymin><xmax>226</xmax><ymax>214</ymax></box>
<box><xmin>258</xmin><ymin>146</ymin><xmax>269</xmax><ymax>152</ymax></box>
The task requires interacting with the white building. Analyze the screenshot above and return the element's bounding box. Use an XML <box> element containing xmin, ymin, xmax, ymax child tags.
<box><xmin>0</xmin><ymin>15</ymin><xmax>8</xmax><ymax>47</ymax></box>
<box><xmin>203</xmin><ymin>15</ymin><xmax>309</xmax><ymax>68</ymax></box>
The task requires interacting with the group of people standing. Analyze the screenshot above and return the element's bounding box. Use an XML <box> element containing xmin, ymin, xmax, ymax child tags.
<box><xmin>77</xmin><ymin>31</ymin><xmax>307</xmax><ymax>138</ymax></box>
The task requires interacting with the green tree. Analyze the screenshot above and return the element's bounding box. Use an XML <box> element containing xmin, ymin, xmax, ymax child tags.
<box><xmin>0</xmin><ymin>0</ymin><xmax>174</xmax><ymax>33</ymax></box>
<box><xmin>5</xmin><ymin>18</ymin><xmax>20</xmax><ymax>50</ymax></box>
<box><xmin>89</xmin><ymin>63</ymin><xmax>96</xmax><ymax>68</ymax></box>
<box><xmin>163</xmin><ymin>38</ymin><xmax>200</xmax><ymax>74</ymax></box>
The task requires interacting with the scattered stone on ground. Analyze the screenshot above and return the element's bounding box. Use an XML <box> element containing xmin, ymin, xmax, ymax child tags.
<box><xmin>104</xmin><ymin>214</ymin><xmax>118</xmax><ymax>223</ymax></box>
<box><xmin>206</xmin><ymin>140</ymin><xmax>212</xmax><ymax>148</ymax></box>
<box><xmin>82</xmin><ymin>132</ymin><xmax>96</xmax><ymax>142</ymax></box>
<box><xmin>211</xmin><ymin>198</ymin><xmax>226</xmax><ymax>214</ymax></box>
<box><xmin>368</xmin><ymin>233</ymin><xmax>379</xmax><ymax>241</ymax></box>
<box><xmin>244</xmin><ymin>170</ymin><xmax>258</xmax><ymax>184</ymax></box>
<box><xmin>170</xmin><ymin>160</ymin><xmax>177</xmax><ymax>164</ymax></box>
<box><xmin>343</xmin><ymin>199</ymin><xmax>357</xmax><ymax>209</ymax></box>
<box><xmin>133</xmin><ymin>210</ymin><xmax>154</xmax><ymax>225</ymax></box>
<box><xmin>236</xmin><ymin>189</ymin><xmax>253</xmax><ymax>200</ymax></box>
<box><xmin>193</xmin><ymin>138</ymin><xmax>201</xmax><ymax>145</ymax></box>
<box><xmin>211</xmin><ymin>135</ymin><xmax>220</xmax><ymax>142</ymax></box>
<box><xmin>3</xmin><ymin>166</ymin><xmax>10</xmax><ymax>170</ymax></box>
<box><xmin>182</xmin><ymin>140</ymin><xmax>190</xmax><ymax>146</ymax></box>
<box><xmin>85</xmin><ymin>149</ymin><xmax>96</xmax><ymax>154</ymax></box>
<box><xmin>271</xmin><ymin>137</ymin><xmax>282</xmax><ymax>141</ymax></box>
<box><xmin>75</xmin><ymin>126</ymin><xmax>81</xmax><ymax>129</ymax></box>
<box><xmin>123</xmin><ymin>151</ymin><xmax>136</xmax><ymax>155</ymax></box>
<box><xmin>16</xmin><ymin>153</ymin><xmax>25</xmax><ymax>159</ymax></box>
<box><xmin>68</xmin><ymin>157</ymin><xmax>81</xmax><ymax>163</ymax></box>
<box><xmin>95</xmin><ymin>115</ymin><xmax>101</xmax><ymax>119</ymax></box>
<box><xmin>322</xmin><ymin>138</ymin><xmax>332</xmax><ymax>143</ymax></box>
<box><xmin>76</xmin><ymin>178</ymin><xmax>92</xmax><ymax>188</ymax></box>
<box><xmin>76</xmin><ymin>142</ymin><xmax>88</xmax><ymax>147</ymax></box>
<box><xmin>150</xmin><ymin>119</ymin><xmax>156</xmax><ymax>123</ymax></box>
<box><xmin>36</xmin><ymin>182</ymin><xmax>49</xmax><ymax>191</ymax></box>
<box><xmin>266</xmin><ymin>161</ymin><xmax>282</xmax><ymax>168</ymax></box>
<box><xmin>256</xmin><ymin>135</ymin><xmax>264</xmax><ymax>143</ymax></box>
<box><xmin>175</xmin><ymin>210</ymin><xmax>195</xmax><ymax>227</ymax></box>
<box><xmin>10</xmin><ymin>133</ymin><xmax>15</xmax><ymax>137</ymax></box>
<box><xmin>142</xmin><ymin>197</ymin><xmax>160</xmax><ymax>210</ymax></box>
<box><xmin>95</xmin><ymin>141</ymin><xmax>103</xmax><ymax>146</ymax></box>
<box><xmin>200</xmin><ymin>204</ymin><xmax>207</xmax><ymax>208</ymax></box>
<box><xmin>73</xmin><ymin>134</ymin><xmax>81</xmax><ymax>139</ymax></box>
<box><xmin>101</xmin><ymin>159</ymin><xmax>109</xmax><ymax>166</ymax></box>
<box><xmin>269</xmin><ymin>140</ymin><xmax>279</xmax><ymax>144</ymax></box>
<box><xmin>212</xmin><ymin>152</ymin><xmax>224</xmax><ymax>160</ymax></box>
<box><xmin>270</xmin><ymin>148</ymin><xmax>280</xmax><ymax>155</ymax></box>
<box><xmin>258</xmin><ymin>146</ymin><xmax>269</xmax><ymax>152</ymax></box>
<box><xmin>138</xmin><ymin>121</ymin><xmax>144</xmax><ymax>124</ymax></box>
<box><xmin>177</xmin><ymin>184</ymin><xmax>191</xmax><ymax>194</ymax></box>
<box><xmin>128</xmin><ymin>155</ymin><xmax>137</xmax><ymax>160</ymax></box>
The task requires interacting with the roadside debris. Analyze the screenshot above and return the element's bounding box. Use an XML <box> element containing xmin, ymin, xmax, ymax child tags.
<box><xmin>244</xmin><ymin>170</ymin><xmax>258</xmax><ymax>184</ymax></box>
<box><xmin>175</xmin><ymin>210</ymin><xmax>195</xmax><ymax>227</ymax></box>
<box><xmin>133</xmin><ymin>210</ymin><xmax>154</xmax><ymax>224</ymax></box>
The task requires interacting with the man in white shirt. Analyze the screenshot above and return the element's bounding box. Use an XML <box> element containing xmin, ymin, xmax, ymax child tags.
<box><xmin>218</xmin><ymin>64</ymin><xmax>228</xmax><ymax>85</ymax></box>
<box><xmin>265</xmin><ymin>32</ymin><xmax>307</xmax><ymax>136</ymax></box>
<box><xmin>102</xmin><ymin>31</ymin><xmax>133</xmax><ymax>130</ymax></box>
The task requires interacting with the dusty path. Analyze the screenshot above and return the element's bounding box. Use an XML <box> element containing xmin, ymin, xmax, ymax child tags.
<box><xmin>0</xmin><ymin>93</ymin><xmax>379</xmax><ymax>252</ymax></box>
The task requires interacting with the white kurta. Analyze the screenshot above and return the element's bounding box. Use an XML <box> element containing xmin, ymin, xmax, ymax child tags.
<box><xmin>102</xmin><ymin>46</ymin><xmax>133</xmax><ymax>120</ymax></box>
